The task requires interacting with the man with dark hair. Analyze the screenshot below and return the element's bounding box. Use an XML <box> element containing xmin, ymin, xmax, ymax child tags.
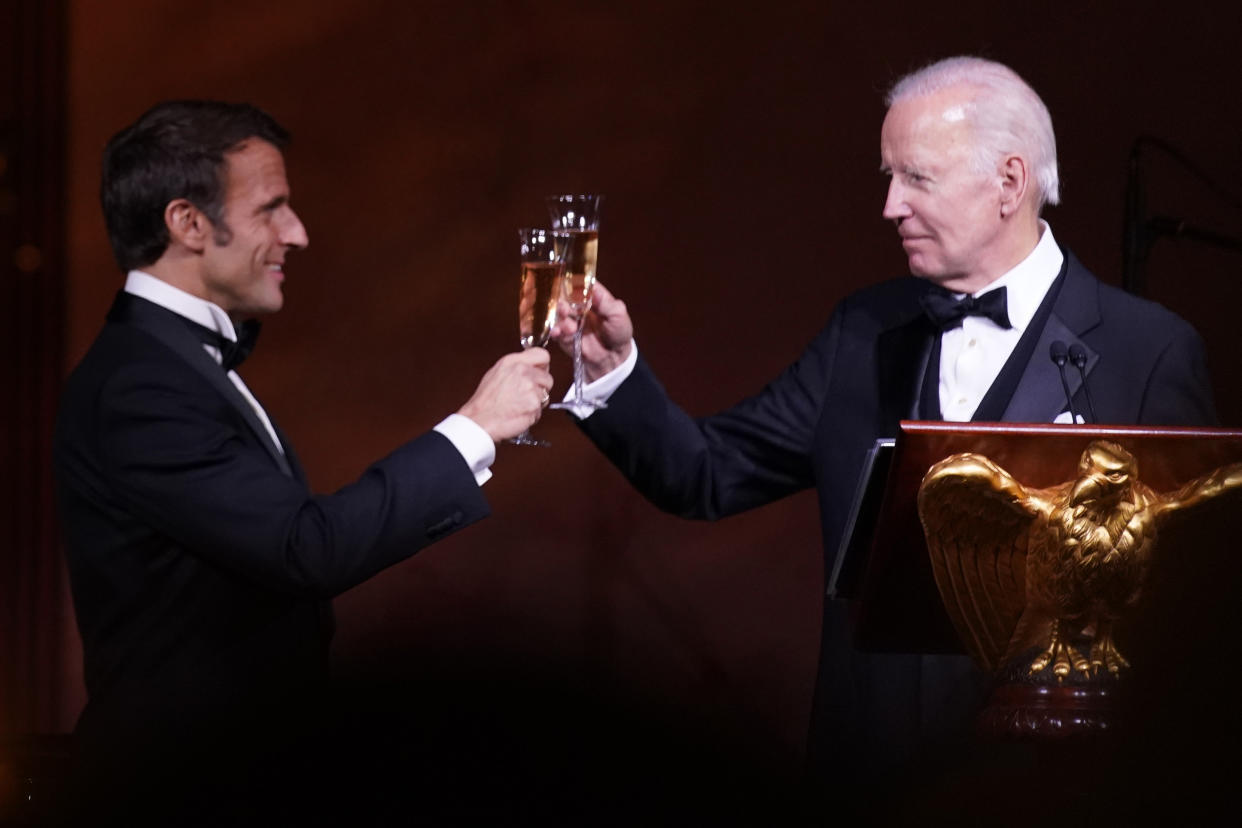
<box><xmin>54</xmin><ymin>100</ymin><xmax>553</xmax><ymax>824</ymax></box>
<box><xmin>101</xmin><ymin>100</ymin><xmax>293</xmax><ymax>271</ymax></box>
<box><xmin>551</xmin><ymin>56</ymin><xmax>1217</xmax><ymax>811</ymax></box>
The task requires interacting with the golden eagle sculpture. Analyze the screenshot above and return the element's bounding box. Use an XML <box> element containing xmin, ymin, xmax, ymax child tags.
<box><xmin>917</xmin><ymin>440</ymin><xmax>1242</xmax><ymax>680</ymax></box>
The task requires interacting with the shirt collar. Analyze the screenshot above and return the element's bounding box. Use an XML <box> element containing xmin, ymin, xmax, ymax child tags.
<box><xmin>969</xmin><ymin>221</ymin><xmax>1063</xmax><ymax>333</ymax></box>
<box><xmin>124</xmin><ymin>270</ymin><xmax>239</xmax><ymax>342</ymax></box>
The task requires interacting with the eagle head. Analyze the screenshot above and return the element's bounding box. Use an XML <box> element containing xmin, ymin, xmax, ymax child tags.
<box><xmin>1069</xmin><ymin>440</ymin><xmax>1137</xmax><ymax>508</ymax></box>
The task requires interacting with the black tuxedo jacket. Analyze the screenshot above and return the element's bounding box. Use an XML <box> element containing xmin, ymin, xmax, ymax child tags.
<box><xmin>54</xmin><ymin>292</ymin><xmax>489</xmax><ymax>760</ymax></box>
<box><xmin>577</xmin><ymin>248</ymin><xmax>1217</xmax><ymax>777</ymax></box>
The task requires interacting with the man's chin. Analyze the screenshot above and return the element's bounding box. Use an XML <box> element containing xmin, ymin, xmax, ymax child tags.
<box><xmin>263</xmin><ymin>288</ymin><xmax>285</xmax><ymax>314</ymax></box>
<box><xmin>908</xmin><ymin>262</ymin><xmax>945</xmax><ymax>282</ymax></box>
<box><xmin>239</xmin><ymin>295</ymin><xmax>283</xmax><ymax>317</ymax></box>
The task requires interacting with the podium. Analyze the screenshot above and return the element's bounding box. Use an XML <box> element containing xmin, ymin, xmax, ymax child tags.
<box><xmin>834</xmin><ymin>421</ymin><xmax>1242</xmax><ymax>738</ymax></box>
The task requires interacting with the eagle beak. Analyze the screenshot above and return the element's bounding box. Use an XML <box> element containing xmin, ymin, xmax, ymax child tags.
<box><xmin>1070</xmin><ymin>475</ymin><xmax>1102</xmax><ymax>506</ymax></box>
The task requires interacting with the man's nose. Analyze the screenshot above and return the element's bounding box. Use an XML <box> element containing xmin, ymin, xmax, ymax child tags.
<box><xmin>281</xmin><ymin>208</ymin><xmax>309</xmax><ymax>249</ymax></box>
<box><xmin>882</xmin><ymin>179</ymin><xmax>910</xmax><ymax>221</ymax></box>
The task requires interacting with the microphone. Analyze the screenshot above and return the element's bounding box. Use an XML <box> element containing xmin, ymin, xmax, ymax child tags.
<box><xmin>1049</xmin><ymin>341</ymin><xmax>1079</xmax><ymax>424</ymax></box>
<box><xmin>1067</xmin><ymin>343</ymin><xmax>1098</xmax><ymax>424</ymax></box>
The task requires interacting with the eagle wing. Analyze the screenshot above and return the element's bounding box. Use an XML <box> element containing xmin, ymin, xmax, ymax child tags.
<box><xmin>917</xmin><ymin>453</ymin><xmax>1046</xmax><ymax>671</ymax></box>
<box><xmin>1153</xmin><ymin>461</ymin><xmax>1242</xmax><ymax>523</ymax></box>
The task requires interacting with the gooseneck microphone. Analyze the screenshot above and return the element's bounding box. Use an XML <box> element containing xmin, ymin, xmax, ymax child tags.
<box><xmin>1049</xmin><ymin>341</ymin><xmax>1080</xmax><ymax>424</ymax></box>
<box><xmin>1067</xmin><ymin>343</ymin><xmax>1098</xmax><ymax>424</ymax></box>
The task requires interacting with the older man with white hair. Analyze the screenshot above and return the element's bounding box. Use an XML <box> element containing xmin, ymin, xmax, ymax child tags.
<box><xmin>552</xmin><ymin>56</ymin><xmax>1216</xmax><ymax>791</ymax></box>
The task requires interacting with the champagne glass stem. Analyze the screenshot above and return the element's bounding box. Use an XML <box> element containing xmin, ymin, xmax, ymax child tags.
<box><xmin>572</xmin><ymin>325</ymin><xmax>585</xmax><ymax>402</ymax></box>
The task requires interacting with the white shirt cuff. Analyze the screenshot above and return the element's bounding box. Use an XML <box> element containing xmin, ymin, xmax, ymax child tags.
<box><xmin>561</xmin><ymin>339</ymin><xmax>639</xmax><ymax>419</ymax></box>
<box><xmin>434</xmin><ymin>413</ymin><xmax>495</xmax><ymax>486</ymax></box>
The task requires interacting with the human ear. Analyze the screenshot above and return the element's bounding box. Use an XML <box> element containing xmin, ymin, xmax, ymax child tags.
<box><xmin>997</xmin><ymin>155</ymin><xmax>1029</xmax><ymax>218</ymax></box>
<box><xmin>164</xmin><ymin>199</ymin><xmax>210</xmax><ymax>253</ymax></box>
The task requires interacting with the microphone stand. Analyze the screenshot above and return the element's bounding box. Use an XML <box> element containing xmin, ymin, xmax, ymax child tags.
<box><xmin>1146</xmin><ymin>216</ymin><xmax>1242</xmax><ymax>254</ymax></box>
<box><xmin>1121</xmin><ymin>136</ymin><xmax>1242</xmax><ymax>296</ymax></box>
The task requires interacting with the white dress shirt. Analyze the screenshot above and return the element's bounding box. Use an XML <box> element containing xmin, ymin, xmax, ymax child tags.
<box><xmin>572</xmin><ymin>223</ymin><xmax>1065</xmax><ymax>424</ymax></box>
<box><xmin>124</xmin><ymin>271</ymin><xmax>495</xmax><ymax>484</ymax></box>
<box><xmin>936</xmin><ymin>222</ymin><xmax>1063</xmax><ymax>421</ymax></box>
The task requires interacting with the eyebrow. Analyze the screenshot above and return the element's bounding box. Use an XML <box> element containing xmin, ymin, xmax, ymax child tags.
<box><xmin>257</xmin><ymin>194</ymin><xmax>289</xmax><ymax>212</ymax></box>
<box><xmin>879</xmin><ymin>163</ymin><xmax>929</xmax><ymax>177</ymax></box>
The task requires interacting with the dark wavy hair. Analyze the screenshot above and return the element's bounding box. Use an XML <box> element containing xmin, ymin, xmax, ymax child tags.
<box><xmin>100</xmin><ymin>100</ymin><xmax>290</xmax><ymax>272</ymax></box>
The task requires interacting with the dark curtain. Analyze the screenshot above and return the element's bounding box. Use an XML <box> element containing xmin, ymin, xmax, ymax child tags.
<box><xmin>1</xmin><ymin>0</ymin><xmax>69</xmax><ymax>744</ymax></box>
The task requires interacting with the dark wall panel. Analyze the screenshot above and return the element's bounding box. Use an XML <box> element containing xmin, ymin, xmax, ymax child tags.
<box><xmin>3</xmin><ymin>0</ymin><xmax>67</xmax><ymax>740</ymax></box>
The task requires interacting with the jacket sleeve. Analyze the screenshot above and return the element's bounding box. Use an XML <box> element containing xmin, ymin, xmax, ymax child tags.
<box><xmin>91</xmin><ymin>360</ymin><xmax>490</xmax><ymax>598</ymax></box>
<box><xmin>577</xmin><ymin>314</ymin><xmax>843</xmax><ymax>520</ymax></box>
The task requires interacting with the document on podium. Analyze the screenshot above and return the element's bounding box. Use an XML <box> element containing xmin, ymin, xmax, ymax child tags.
<box><xmin>826</xmin><ymin>437</ymin><xmax>895</xmax><ymax>599</ymax></box>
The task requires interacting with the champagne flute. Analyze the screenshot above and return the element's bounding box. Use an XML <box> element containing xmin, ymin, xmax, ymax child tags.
<box><xmin>546</xmin><ymin>194</ymin><xmax>604</xmax><ymax>411</ymax></box>
<box><xmin>508</xmin><ymin>228</ymin><xmax>565</xmax><ymax>446</ymax></box>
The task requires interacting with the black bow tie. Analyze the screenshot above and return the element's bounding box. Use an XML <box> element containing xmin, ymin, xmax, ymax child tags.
<box><xmin>919</xmin><ymin>286</ymin><xmax>1012</xmax><ymax>331</ymax></box>
<box><xmin>181</xmin><ymin>317</ymin><xmax>262</xmax><ymax>372</ymax></box>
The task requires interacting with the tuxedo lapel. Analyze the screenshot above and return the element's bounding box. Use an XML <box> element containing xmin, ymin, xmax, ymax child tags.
<box><xmin>875</xmin><ymin>307</ymin><xmax>936</xmax><ymax>430</ymax></box>
<box><xmin>108</xmin><ymin>292</ymin><xmax>295</xmax><ymax>477</ymax></box>
<box><xmin>271</xmin><ymin>418</ymin><xmax>309</xmax><ymax>486</ymax></box>
<box><xmin>1001</xmin><ymin>251</ymin><xmax>1102</xmax><ymax>422</ymax></box>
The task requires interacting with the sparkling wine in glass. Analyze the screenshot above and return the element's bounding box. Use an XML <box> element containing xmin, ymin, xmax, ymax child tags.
<box><xmin>509</xmin><ymin>228</ymin><xmax>565</xmax><ymax>446</ymax></box>
<box><xmin>545</xmin><ymin>194</ymin><xmax>604</xmax><ymax>411</ymax></box>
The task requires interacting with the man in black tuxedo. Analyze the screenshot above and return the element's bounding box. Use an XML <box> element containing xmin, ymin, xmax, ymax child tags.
<box><xmin>550</xmin><ymin>57</ymin><xmax>1217</xmax><ymax>804</ymax></box>
<box><xmin>54</xmin><ymin>101</ymin><xmax>553</xmax><ymax>823</ymax></box>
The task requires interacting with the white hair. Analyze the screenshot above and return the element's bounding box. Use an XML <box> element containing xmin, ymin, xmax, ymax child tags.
<box><xmin>887</xmin><ymin>56</ymin><xmax>1061</xmax><ymax>208</ymax></box>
